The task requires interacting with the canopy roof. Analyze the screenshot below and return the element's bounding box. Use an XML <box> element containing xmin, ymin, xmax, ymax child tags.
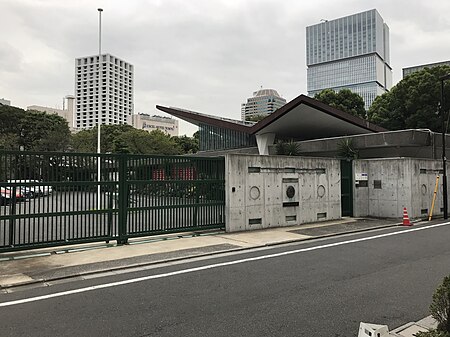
<box><xmin>156</xmin><ymin>94</ymin><xmax>385</xmax><ymax>141</ymax></box>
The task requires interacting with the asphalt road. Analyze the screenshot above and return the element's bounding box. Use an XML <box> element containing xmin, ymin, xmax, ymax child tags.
<box><xmin>1</xmin><ymin>222</ymin><xmax>450</xmax><ymax>336</ymax></box>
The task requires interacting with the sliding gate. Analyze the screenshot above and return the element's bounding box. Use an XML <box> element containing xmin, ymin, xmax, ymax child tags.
<box><xmin>0</xmin><ymin>151</ymin><xmax>225</xmax><ymax>252</ymax></box>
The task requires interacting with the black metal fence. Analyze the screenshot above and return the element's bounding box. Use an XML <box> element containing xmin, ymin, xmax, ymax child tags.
<box><xmin>0</xmin><ymin>151</ymin><xmax>225</xmax><ymax>252</ymax></box>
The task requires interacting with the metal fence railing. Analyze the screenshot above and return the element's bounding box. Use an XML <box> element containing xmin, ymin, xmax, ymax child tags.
<box><xmin>0</xmin><ymin>151</ymin><xmax>225</xmax><ymax>252</ymax></box>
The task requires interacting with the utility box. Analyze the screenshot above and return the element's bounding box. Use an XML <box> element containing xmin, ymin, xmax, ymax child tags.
<box><xmin>358</xmin><ymin>322</ymin><xmax>389</xmax><ymax>337</ymax></box>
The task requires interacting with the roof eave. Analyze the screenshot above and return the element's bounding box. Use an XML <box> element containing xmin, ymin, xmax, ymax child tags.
<box><xmin>250</xmin><ymin>94</ymin><xmax>386</xmax><ymax>134</ymax></box>
<box><xmin>156</xmin><ymin>105</ymin><xmax>252</xmax><ymax>134</ymax></box>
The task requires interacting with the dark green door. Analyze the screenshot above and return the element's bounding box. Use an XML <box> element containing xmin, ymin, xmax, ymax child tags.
<box><xmin>340</xmin><ymin>160</ymin><xmax>353</xmax><ymax>217</ymax></box>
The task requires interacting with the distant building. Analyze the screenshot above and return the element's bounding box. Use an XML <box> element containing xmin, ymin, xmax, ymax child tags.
<box><xmin>0</xmin><ymin>98</ymin><xmax>11</xmax><ymax>106</ymax></box>
<box><xmin>132</xmin><ymin>113</ymin><xmax>179</xmax><ymax>137</ymax></box>
<box><xmin>403</xmin><ymin>60</ymin><xmax>450</xmax><ymax>78</ymax></box>
<box><xmin>241</xmin><ymin>88</ymin><xmax>286</xmax><ymax>121</ymax></box>
<box><xmin>75</xmin><ymin>54</ymin><xmax>134</xmax><ymax>129</ymax></box>
<box><xmin>306</xmin><ymin>9</ymin><xmax>392</xmax><ymax>110</ymax></box>
<box><xmin>27</xmin><ymin>95</ymin><xmax>75</xmax><ymax>131</ymax></box>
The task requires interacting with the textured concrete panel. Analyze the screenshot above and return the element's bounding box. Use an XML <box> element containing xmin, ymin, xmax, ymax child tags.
<box><xmin>353</xmin><ymin>158</ymin><xmax>449</xmax><ymax>219</ymax></box>
<box><xmin>225</xmin><ymin>154</ymin><xmax>340</xmax><ymax>232</ymax></box>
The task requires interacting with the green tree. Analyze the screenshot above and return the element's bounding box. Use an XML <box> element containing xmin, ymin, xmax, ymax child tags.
<box><xmin>430</xmin><ymin>275</ymin><xmax>450</xmax><ymax>332</ymax></box>
<box><xmin>416</xmin><ymin>275</ymin><xmax>450</xmax><ymax>337</ymax></box>
<box><xmin>337</xmin><ymin>139</ymin><xmax>359</xmax><ymax>160</ymax></box>
<box><xmin>71</xmin><ymin>125</ymin><xmax>183</xmax><ymax>155</ymax></box>
<box><xmin>275</xmin><ymin>140</ymin><xmax>300</xmax><ymax>156</ymax></box>
<box><xmin>22</xmin><ymin>111</ymin><xmax>71</xmax><ymax>151</ymax></box>
<box><xmin>246</xmin><ymin>114</ymin><xmax>267</xmax><ymax>122</ymax></box>
<box><xmin>0</xmin><ymin>105</ymin><xmax>25</xmax><ymax>149</ymax></box>
<box><xmin>71</xmin><ymin>128</ymin><xmax>97</xmax><ymax>153</ymax></box>
<box><xmin>0</xmin><ymin>105</ymin><xmax>70</xmax><ymax>151</ymax></box>
<box><xmin>314</xmin><ymin>88</ymin><xmax>366</xmax><ymax>119</ymax></box>
<box><xmin>367</xmin><ymin>65</ymin><xmax>450</xmax><ymax>132</ymax></box>
<box><xmin>173</xmin><ymin>133</ymin><xmax>199</xmax><ymax>154</ymax></box>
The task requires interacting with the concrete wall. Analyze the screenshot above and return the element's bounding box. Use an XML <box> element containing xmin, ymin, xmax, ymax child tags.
<box><xmin>267</xmin><ymin>129</ymin><xmax>446</xmax><ymax>160</ymax></box>
<box><xmin>353</xmin><ymin>158</ymin><xmax>445</xmax><ymax>219</ymax></box>
<box><xmin>225</xmin><ymin>154</ymin><xmax>341</xmax><ymax>232</ymax></box>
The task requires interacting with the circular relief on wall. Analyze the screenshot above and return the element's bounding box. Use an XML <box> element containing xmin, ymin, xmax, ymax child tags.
<box><xmin>317</xmin><ymin>185</ymin><xmax>326</xmax><ymax>198</ymax></box>
<box><xmin>249</xmin><ymin>186</ymin><xmax>260</xmax><ymax>200</ymax></box>
<box><xmin>286</xmin><ymin>185</ymin><xmax>296</xmax><ymax>199</ymax></box>
<box><xmin>421</xmin><ymin>184</ymin><xmax>427</xmax><ymax>195</ymax></box>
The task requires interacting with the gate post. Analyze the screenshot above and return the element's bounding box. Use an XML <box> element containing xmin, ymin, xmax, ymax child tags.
<box><xmin>117</xmin><ymin>154</ymin><xmax>128</xmax><ymax>244</ymax></box>
<box><xmin>8</xmin><ymin>186</ymin><xmax>17</xmax><ymax>247</ymax></box>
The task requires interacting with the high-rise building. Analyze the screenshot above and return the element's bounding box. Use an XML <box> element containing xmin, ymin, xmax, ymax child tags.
<box><xmin>306</xmin><ymin>9</ymin><xmax>392</xmax><ymax>110</ymax></box>
<box><xmin>403</xmin><ymin>60</ymin><xmax>450</xmax><ymax>78</ymax></box>
<box><xmin>132</xmin><ymin>113</ymin><xmax>179</xmax><ymax>137</ymax></box>
<box><xmin>74</xmin><ymin>54</ymin><xmax>133</xmax><ymax>129</ymax></box>
<box><xmin>241</xmin><ymin>88</ymin><xmax>286</xmax><ymax>121</ymax></box>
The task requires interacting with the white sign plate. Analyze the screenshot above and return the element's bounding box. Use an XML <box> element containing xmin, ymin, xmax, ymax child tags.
<box><xmin>355</xmin><ymin>173</ymin><xmax>368</xmax><ymax>181</ymax></box>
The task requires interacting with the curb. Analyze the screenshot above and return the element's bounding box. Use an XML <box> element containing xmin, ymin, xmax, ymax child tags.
<box><xmin>0</xmin><ymin>221</ymin><xmax>416</xmax><ymax>291</ymax></box>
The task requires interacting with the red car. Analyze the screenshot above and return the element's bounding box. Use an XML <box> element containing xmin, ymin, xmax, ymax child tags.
<box><xmin>0</xmin><ymin>187</ymin><xmax>24</xmax><ymax>205</ymax></box>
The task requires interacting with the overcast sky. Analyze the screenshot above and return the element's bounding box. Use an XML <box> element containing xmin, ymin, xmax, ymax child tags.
<box><xmin>1</xmin><ymin>0</ymin><xmax>450</xmax><ymax>135</ymax></box>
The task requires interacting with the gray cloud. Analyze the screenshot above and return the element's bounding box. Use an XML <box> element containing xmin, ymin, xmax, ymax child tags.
<box><xmin>1</xmin><ymin>0</ymin><xmax>450</xmax><ymax>135</ymax></box>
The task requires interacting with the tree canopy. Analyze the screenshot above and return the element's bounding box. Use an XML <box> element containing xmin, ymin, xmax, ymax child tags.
<box><xmin>0</xmin><ymin>104</ymin><xmax>201</xmax><ymax>155</ymax></box>
<box><xmin>0</xmin><ymin>104</ymin><xmax>71</xmax><ymax>151</ymax></box>
<box><xmin>314</xmin><ymin>88</ymin><xmax>366</xmax><ymax>119</ymax></box>
<box><xmin>173</xmin><ymin>131</ymin><xmax>199</xmax><ymax>154</ymax></box>
<box><xmin>367</xmin><ymin>65</ymin><xmax>450</xmax><ymax>132</ymax></box>
<box><xmin>71</xmin><ymin>124</ymin><xmax>184</xmax><ymax>155</ymax></box>
<box><xmin>245</xmin><ymin>114</ymin><xmax>267</xmax><ymax>122</ymax></box>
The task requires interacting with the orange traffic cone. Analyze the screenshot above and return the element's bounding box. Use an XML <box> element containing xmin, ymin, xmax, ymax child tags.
<box><xmin>402</xmin><ymin>207</ymin><xmax>411</xmax><ymax>226</ymax></box>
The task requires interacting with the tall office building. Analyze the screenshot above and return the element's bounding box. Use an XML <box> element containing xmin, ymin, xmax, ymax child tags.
<box><xmin>403</xmin><ymin>60</ymin><xmax>450</xmax><ymax>78</ymax></box>
<box><xmin>306</xmin><ymin>9</ymin><xmax>392</xmax><ymax>110</ymax></box>
<box><xmin>241</xmin><ymin>88</ymin><xmax>286</xmax><ymax>121</ymax></box>
<box><xmin>75</xmin><ymin>54</ymin><xmax>133</xmax><ymax>129</ymax></box>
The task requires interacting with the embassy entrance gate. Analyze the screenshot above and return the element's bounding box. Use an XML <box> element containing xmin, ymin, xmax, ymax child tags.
<box><xmin>0</xmin><ymin>151</ymin><xmax>225</xmax><ymax>252</ymax></box>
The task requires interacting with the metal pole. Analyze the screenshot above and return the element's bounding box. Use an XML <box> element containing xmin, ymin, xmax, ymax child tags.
<box><xmin>98</xmin><ymin>8</ymin><xmax>103</xmax><ymax>56</ymax></box>
<box><xmin>97</xmin><ymin>8</ymin><xmax>103</xmax><ymax>210</ymax></box>
<box><xmin>442</xmin><ymin>78</ymin><xmax>448</xmax><ymax>219</ymax></box>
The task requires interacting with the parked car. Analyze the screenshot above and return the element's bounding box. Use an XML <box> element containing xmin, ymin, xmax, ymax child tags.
<box><xmin>0</xmin><ymin>187</ymin><xmax>24</xmax><ymax>203</ymax></box>
<box><xmin>0</xmin><ymin>187</ymin><xmax>12</xmax><ymax>205</ymax></box>
<box><xmin>19</xmin><ymin>186</ymin><xmax>36</xmax><ymax>199</ymax></box>
<box><xmin>40</xmin><ymin>184</ymin><xmax>53</xmax><ymax>196</ymax></box>
<box><xmin>7</xmin><ymin>180</ymin><xmax>51</xmax><ymax>197</ymax></box>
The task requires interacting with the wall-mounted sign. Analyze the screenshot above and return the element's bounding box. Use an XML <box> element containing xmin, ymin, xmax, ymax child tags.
<box><xmin>355</xmin><ymin>173</ymin><xmax>368</xmax><ymax>181</ymax></box>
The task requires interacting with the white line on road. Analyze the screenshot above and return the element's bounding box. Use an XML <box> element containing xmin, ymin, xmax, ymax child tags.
<box><xmin>1</xmin><ymin>221</ymin><xmax>450</xmax><ymax>308</ymax></box>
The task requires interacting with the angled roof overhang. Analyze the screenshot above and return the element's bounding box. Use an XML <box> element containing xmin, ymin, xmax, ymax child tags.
<box><xmin>156</xmin><ymin>105</ymin><xmax>252</xmax><ymax>134</ymax></box>
<box><xmin>156</xmin><ymin>94</ymin><xmax>386</xmax><ymax>140</ymax></box>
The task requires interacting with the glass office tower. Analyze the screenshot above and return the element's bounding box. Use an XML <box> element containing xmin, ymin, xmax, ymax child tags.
<box><xmin>306</xmin><ymin>9</ymin><xmax>392</xmax><ymax>110</ymax></box>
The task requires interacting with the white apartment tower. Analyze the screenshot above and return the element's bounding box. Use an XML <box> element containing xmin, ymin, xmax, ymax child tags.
<box><xmin>306</xmin><ymin>9</ymin><xmax>392</xmax><ymax>109</ymax></box>
<box><xmin>241</xmin><ymin>88</ymin><xmax>286</xmax><ymax>121</ymax></box>
<box><xmin>75</xmin><ymin>54</ymin><xmax>133</xmax><ymax>129</ymax></box>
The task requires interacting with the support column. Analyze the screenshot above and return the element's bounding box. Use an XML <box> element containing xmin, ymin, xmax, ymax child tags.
<box><xmin>256</xmin><ymin>133</ymin><xmax>276</xmax><ymax>155</ymax></box>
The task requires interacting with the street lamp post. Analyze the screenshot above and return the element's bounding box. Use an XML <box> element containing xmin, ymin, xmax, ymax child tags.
<box><xmin>97</xmin><ymin>8</ymin><xmax>103</xmax><ymax>209</ymax></box>
<box><xmin>440</xmin><ymin>73</ymin><xmax>450</xmax><ymax>219</ymax></box>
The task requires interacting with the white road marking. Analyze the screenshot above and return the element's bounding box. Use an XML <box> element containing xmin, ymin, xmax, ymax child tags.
<box><xmin>1</xmin><ymin>221</ymin><xmax>449</xmax><ymax>308</ymax></box>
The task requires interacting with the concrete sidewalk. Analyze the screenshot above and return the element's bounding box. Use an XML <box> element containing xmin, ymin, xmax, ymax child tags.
<box><xmin>0</xmin><ymin>217</ymin><xmax>401</xmax><ymax>290</ymax></box>
<box><xmin>389</xmin><ymin>316</ymin><xmax>438</xmax><ymax>336</ymax></box>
